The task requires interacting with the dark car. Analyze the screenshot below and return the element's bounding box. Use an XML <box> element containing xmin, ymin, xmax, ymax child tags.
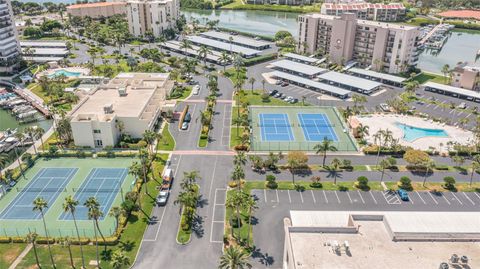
<box><xmin>397</xmin><ymin>189</ymin><xmax>409</xmax><ymax>201</ymax></box>
<box><xmin>184</xmin><ymin>113</ymin><xmax>191</xmax><ymax>122</ymax></box>
<box><xmin>269</xmin><ymin>90</ymin><xmax>278</xmax><ymax>96</ymax></box>
<box><xmin>281</xmin><ymin>82</ymin><xmax>289</xmax><ymax>87</ymax></box>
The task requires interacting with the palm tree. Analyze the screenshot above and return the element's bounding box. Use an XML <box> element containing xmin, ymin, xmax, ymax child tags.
<box><xmin>356</xmin><ymin>124</ymin><xmax>369</xmax><ymax>140</ymax></box>
<box><xmin>63</xmin><ymin>195</ymin><xmax>85</xmax><ymax>268</ymax></box>
<box><xmin>330</xmin><ymin>158</ymin><xmax>342</xmax><ymax>184</ymax></box>
<box><xmin>422</xmin><ymin>159</ymin><xmax>435</xmax><ymax>187</ymax></box>
<box><xmin>219</xmin><ymin>51</ymin><xmax>230</xmax><ymax>71</ymax></box>
<box><xmin>197</xmin><ymin>45</ymin><xmax>211</xmax><ymax>70</ymax></box>
<box><xmin>85</xmin><ymin>197</ymin><xmax>107</xmax><ymax>253</ymax></box>
<box><xmin>441</xmin><ymin>64</ymin><xmax>450</xmax><ymax>84</ymax></box>
<box><xmin>218</xmin><ymin>245</ymin><xmax>252</xmax><ymax>269</ymax></box>
<box><xmin>109</xmin><ymin>206</ymin><xmax>124</xmax><ymax>233</ymax></box>
<box><xmin>261</xmin><ymin>79</ymin><xmax>266</xmax><ymax>92</ymax></box>
<box><xmin>231</xmin><ymin>165</ymin><xmax>245</xmax><ymax>190</ymax></box>
<box><xmin>248</xmin><ymin>77</ymin><xmax>256</xmax><ymax>93</ymax></box>
<box><xmin>142</xmin><ymin>130</ymin><xmax>157</xmax><ymax>155</ymax></box>
<box><xmin>314</xmin><ymin>138</ymin><xmax>338</xmax><ymax>167</ymax></box>
<box><xmin>61</xmin><ymin>236</ymin><xmax>75</xmax><ymax>269</ymax></box>
<box><xmin>157</xmin><ymin>35</ymin><xmax>166</xmax><ymax>53</ymax></box>
<box><xmin>27</xmin><ymin>232</ymin><xmax>40</xmax><ymax>268</ymax></box>
<box><xmin>24</xmin><ymin>126</ymin><xmax>38</xmax><ymax>154</ymax></box>
<box><xmin>111</xmin><ymin>250</ymin><xmax>131</xmax><ymax>269</ymax></box>
<box><xmin>0</xmin><ymin>153</ymin><xmax>9</xmax><ymax>180</ymax></box>
<box><xmin>225</xmin><ymin>190</ymin><xmax>247</xmax><ymax>239</ymax></box>
<box><xmin>234</xmin><ymin>151</ymin><xmax>247</xmax><ymax>167</ymax></box>
<box><xmin>470</xmin><ymin>155</ymin><xmax>480</xmax><ymax>186</ymax></box>
<box><xmin>33</xmin><ymin>197</ymin><xmax>56</xmax><ymax>268</ymax></box>
<box><xmin>180</xmin><ymin>38</ymin><xmax>192</xmax><ymax>55</ymax></box>
<box><xmin>379</xmin><ymin>158</ymin><xmax>391</xmax><ymax>182</ymax></box>
<box><xmin>245</xmin><ymin>195</ymin><xmax>257</xmax><ymax>248</ymax></box>
<box><xmin>138</xmin><ymin>148</ymin><xmax>150</xmax><ymax>195</ymax></box>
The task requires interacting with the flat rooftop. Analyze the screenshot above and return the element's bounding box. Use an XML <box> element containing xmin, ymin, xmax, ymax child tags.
<box><xmin>186</xmin><ymin>36</ymin><xmax>261</xmax><ymax>56</ymax></box>
<box><xmin>270</xmin><ymin>60</ymin><xmax>327</xmax><ymax>76</ymax></box>
<box><xmin>200</xmin><ymin>31</ymin><xmax>271</xmax><ymax>49</ymax></box>
<box><xmin>22</xmin><ymin>48</ymin><xmax>68</xmax><ymax>55</ymax></box>
<box><xmin>424</xmin><ymin>81</ymin><xmax>480</xmax><ymax>99</ymax></box>
<box><xmin>270</xmin><ymin>71</ymin><xmax>351</xmax><ymax>97</ymax></box>
<box><xmin>303</xmin><ymin>13</ymin><xmax>417</xmax><ymax>30</ymax></box>
<box><xmin>162</xmin><ymin>41</ymin><xmax>221</xmax><ymax>62</ymax></box>
<box><xmin>20</xmin><ymin>41</ymin><xmax>67</xmax><ymax>47</ymax></box>
<box><xmin>348</xmin><ymin>67</ymin><xmax>406</xmax><ymax>83</ymax></box>
<box><xmin>284</xmin><ymin>53</ymin><xmax>321</xmax><ymax>64</ymax></box>
<box><xmin>318</xmin><ymin>71</ymin><xmax>382</xmax><ymax>92</ymax></box>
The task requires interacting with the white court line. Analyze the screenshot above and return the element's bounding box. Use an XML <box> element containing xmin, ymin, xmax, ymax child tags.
<box><xmin>415</xmin><ymin>191</ymin><xmax>426</xmax><ymax>204</ymax></box>
<box><xmin>323</xmin><ymin>190</ymin><xmax>328</xmax><ymax>203</ymax></box>
<box><xmin>287</xmin><ymin>190</ymin><xmax>292</xmax><ymax>203</ymax></box>
<box><xmin>299</xmin><ymin>191</ymin><xmax>304</xmax><ymax>203</ymax></box>
<box><xmin>334</xmin><ymin>191</ymin><xmax>341</xmax><ymax>203</ymax></box>
<box><xmin>276</xmin><ymin>189</ymin><xmax>279</xmax><ymax>203</ymax></box>
<box><xmin>311</xmin><ymin>190</ymin><xmax>316</xmax><ymax>203</ymax></box>
<box><xmin>427</xmin><ymin>191</ymin><xmax>439</xmax><ymax>204</ymax></box>
<box><xmin>357</xmin><ymin>191</ymin><xmax>365</xmax><ymax>204</ymax></box>
<box><xmin>463</xmin><ymin>193</ymin><xmax>475</xmax><ymax>205</ymax></box>
<box><xmin>346</xmin><ymin>192</ymin><xmax>353</xmax><ymax>203</ymax></box>
<box><xmin>450</xmin><ymin>192</ymin><xmax>462</xmax><ymax>205</ymax></box>
<box><xmin>369</xmin><ymin>192</ymin><xmax>377</xmax><ymax>204</ymax></box>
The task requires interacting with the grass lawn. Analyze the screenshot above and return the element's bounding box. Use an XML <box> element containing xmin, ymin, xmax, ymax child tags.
<box><xmin>225</xmin><ymin>190</ymin><xmax>253</xmax><ymax>247</ymax></box>
<box><xmin>27</xmin><ymin>83</ymin><xmax>48</xmax><ymax>102</ymax></box>
<box><xmin>230</xmin><ymin>126</ymin><xmax>245</xmax><ymax>148</ymax></box>
<box><xmin>15</xmin><ymin>155</ymin><xmax>168</xmax><ymax>269</ymax></box>
<box><xmin>412</xmin><ymin>72</ymin><xmax>447</xmax><ymax>85</ymax></box>
<box><xmin>198</xmin><ymin>135</ymin><xmax>208</xmax><ymax>148</ymax></box>
<box><xmin>221</xmin><ymin>0</ymin><xmax>320</xmax><ymax>13</ymax></box>
<box><xmin>0</xmin><ymin>243</ymin><xmax>26</xmax><ymax>268</ymax></box>
<box><xmin>244</xmin><ymin>180</ymin><xmax>384</xmax><ymax>193</ymax></box>
<box><xmin>384</xmin><ymin>182</ymin><xmax>480</xmax><ymax>192</ymax></box>
<box><xmin>176</xmin><ymin>208</ymin><xmax>192</xmax><ymax>244</ymax></box>
<box><xmin>156</xmin><ymin>123</ymin><xmax>175</xmax><ymax>151</ymax></box>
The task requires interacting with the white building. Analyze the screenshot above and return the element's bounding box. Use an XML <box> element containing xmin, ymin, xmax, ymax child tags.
<box><xmin>126</xmin><ymin>0</ymin><xmax>180</xmax><ymax>38</ymax></box>
<box><xmin>0</xmin><ymin>0</ymin><xmax>20</xmax><ymax>73</ymax></box>
<box><xmin>20</xmin><ymin>41</ymin><xmax>68</xmax><ymax>63</ymax></box>
<box><xmin>70</xmin><ymin>73</ymin><xmax>174</xmax><ymax>148</ymax></box>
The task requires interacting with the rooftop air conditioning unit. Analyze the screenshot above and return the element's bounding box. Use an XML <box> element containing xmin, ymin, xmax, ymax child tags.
<box><xmin>104</xmin><ymin>103</ymin><xmax>113</xmax><ymax>114</ymax></box>
<box><xmin>118</xmin><ymin>87</ymin><xmax>127</xmax><ymax>96</ymax></box>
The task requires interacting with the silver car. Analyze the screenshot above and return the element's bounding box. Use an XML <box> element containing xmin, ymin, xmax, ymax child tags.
<box><xmin>156</xmin><ymin>191</ymin><xmax>170</xmax><ymax>206</ymax></box>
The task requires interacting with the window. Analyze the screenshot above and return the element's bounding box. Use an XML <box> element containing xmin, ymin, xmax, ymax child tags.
<box><xmin>93</xmin><ymin>129</ymin><xmax>101</xmax><ymax>134</ymax></box>
<box><xmin>95</xmin><ymin>140</ymin><xmax>103</xmax><ymax>147</ymax></box>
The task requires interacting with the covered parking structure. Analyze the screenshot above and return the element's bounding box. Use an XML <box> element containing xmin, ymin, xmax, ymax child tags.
<box><xmin>317</xmin><ymin>71</ymin><xmax>382</xmax><ymax>95</ymax></box>
<box><xmin>271</xmin><ymin>71</ymin><xmax>351</xmax><ymax>99</ymax></box>
<box><xmin>347</xmin><ymin>67</ymin><xmax>406</xmax><ymax>87</ymax></box>
<box><xmin>270</xmin><ymin>60</ymin><xmax>327</xmax><ymax>79</ymax></box>
<box><xmin>186</xmin><ymin>36</ymin><xmax>261</xmax><ymax>58</ymax></box>
<box><xmin>284</xmin><ymin>53</ymin><xmax>323</xmax><ymax>65</ymax></box>
<box><xmin>199</xmin><ymin>31</ymin><xmax>271</xmax><ymax>50</ymax></box>
<box><xmin>424</xmin><ymin>82</ymin><xmax>480</xmax><ymax>103</ymax></box>
<box><xmin>160</xmin><ymin>41</ymin><xmax>225</xmax><ymax>65</ymax></box>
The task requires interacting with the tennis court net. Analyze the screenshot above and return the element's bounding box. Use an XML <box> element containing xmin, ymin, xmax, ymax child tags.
<box><xmin>72</xmin><ymin>188</ymin><xmax>123</xmax><ymax>193</ymax></box>
<box><xmin>257</xmin><ymin>123</ymin><xmax>294</xmax><ymax>127</ymax></box>
<box><xmin>298</xmin><ymin>123</ymin><xmax>335</xmax><ymax>128</ymax></box>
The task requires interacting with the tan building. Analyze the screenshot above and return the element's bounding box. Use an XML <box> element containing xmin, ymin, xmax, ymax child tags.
<box><xmin>321</xmin><ymin>2</ymin><xmax>406</xmax><ymax>21</ymax></box>
<box><xmin>66</xmin><ymin>2</ymin><xmax>127</xmax><ymax>19</ymax></box>
<box><xmin>452</xmin><ymin>62</ymin><xmax>480</xmax><ymax>91</ymax></box>
<box><xmin>70</xmin><ymin>73</ymin><xmax>174</xmax><ymax>148</ymax></box>
<box><xmin>125</xmin><ymin>0</ymin><xmax>180</xmax><ymax>37</ymax></box>
<box><xmin>298</xmin><ymin>13</ymin><xmax>420</xmax><ymax>73</ymax></box>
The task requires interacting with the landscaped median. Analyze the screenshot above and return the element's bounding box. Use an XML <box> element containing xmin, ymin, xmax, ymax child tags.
<box><xmin>176</xmin><ymin>184</ymin><xmax>199</xmax><ymax>245</ymax></box>
<box><xmin>156</xmin><ymin>123</ymin><xmax>176</xmax><ymax>151</ymax></box>
<box><xmin>175</xmin><ymin>171</ymin><xmax>201</xmax><ymax>245</ymax></box>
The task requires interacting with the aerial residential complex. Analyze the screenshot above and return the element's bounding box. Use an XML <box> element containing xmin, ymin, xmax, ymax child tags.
<box><xmin>451</xmin><ymin>61</ymin><xmax>480</xmax><ymax>91</ymax></box>
<box><xmin>70</xmin><ymin>73</ymin><xmax>174</xmax><ymax>148</ymax></box>
<box><xmin>0</xmin><ymin>0</ymin><xmax>20</xmax><ymax>73</ymax></box>
<box><xmin>298</xmin><ymin>13</ymin><xmax>420</xmax><ymax>73</ymax></box>
<box><xmin>320</xmin><ymin>2</ymin><xmax>406</xmax><ymax>22</ymax></box>
<box><xmin>66</xmin><ymin>2</ymin><xmax>127</xmax><ymax>19</ymax></box>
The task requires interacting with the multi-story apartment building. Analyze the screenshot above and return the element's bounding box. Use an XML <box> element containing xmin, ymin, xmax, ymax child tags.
<box><xmin>321</xmin><ymin>2</ymin><xmax>406</xmax><ymax>22</ymax></box>
<box><xmin>451</xmin><ymin>62</ymin><xmax>480</xmax><ymax>91</ymax></box>
<box><xmin>298</xmin><ymin>13</ymin><xmax>420</xmax><ymax>74</ymax></box>
<box><xmin>66</xmin><ymin>2</ymin><xmax>127</xmax><ymax>19</ymax></box>
<box><xmin>125</xmin><ymin>0</ymin><xmax>180</xmax><ymax>37</ymax></box>
<box><xmin>0</xmin><ymin>0</ymin><xmax>20</xmax><ymax>73</ymax></box>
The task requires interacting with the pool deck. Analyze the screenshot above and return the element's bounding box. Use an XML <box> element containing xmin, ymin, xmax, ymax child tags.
<box><xmin>356</xmin><ymin>114</ymin><xmax>474</xmax><ymax>152</ymax></box>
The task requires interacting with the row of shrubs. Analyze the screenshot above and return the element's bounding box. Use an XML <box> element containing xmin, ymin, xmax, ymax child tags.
<box><xmin>216</xmin><ymin>27</ymin><xmax>275</xmax><ymax>42</ymax></box>
<box><xmin>0</xmin><ymin>236</ymin><xmax>119</xmax><ymax>245</ymax></box>
<box><xmin>244</xmin><ymin>53</ymin><xmax>278</xmax><ymax>66</ymax></box>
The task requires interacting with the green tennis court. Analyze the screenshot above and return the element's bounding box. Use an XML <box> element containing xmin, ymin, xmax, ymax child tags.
<box><xmin>0</xmin><ymin>157</ymin><xmax>136</xmax><ymax>237</ymax></box>
<box><xmin>249</xmin><ymin>106</ymin><xmax>358</xmax><ymax>152</ymax></box>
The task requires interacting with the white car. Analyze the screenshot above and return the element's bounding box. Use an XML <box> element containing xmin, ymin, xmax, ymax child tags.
<box><xmin>192</xmin><ymin>85</ymin><xmax>200</xmax><ymax>95</ymax></box>
<box><xmin>156</xmin><ymin>191</ymin><xmax>170</xmax><ymax>206</ymax></box>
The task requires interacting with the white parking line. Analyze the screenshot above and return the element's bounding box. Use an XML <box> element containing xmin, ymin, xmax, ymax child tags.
<box><xmin>450</xmin><ymin>192</ymin><xmax>463</xmax><ymax>205</ymax></box>
<box><xmin>369</xmin><ymin>192</ymin><xmax>377</xmax><ymax>204</ymax></box>
<box><xmin>426</xmin><ymin>103</ymin><xmax>432</xmax><ymax>108</ymax></box>
<box><xmin>449</xmin><ymin>110</ymin><xmax>455</xmax><ymax>114</ymax></box>
<box><xmin>433</xmin><ymin>104</ymin><xmax>440</xmax><ymax>110</ymax></box>
<box><xmin>457</xmin><ymin>111</ymin><xmax>463</xmax><ymax>116</ymax></box>
<box><xmin>346</xmin><ymin>192</ymin><xmax>353</xmax><ymax>203</ymax></box>
<box><xmin>474</xmin><ymin>192</ymin><xmax>480</xmax><ymax>202</ymax></box>
<box><xmin>427</xmin><ymin>191</ymin><xmax>439</xmax><ymax>204</ymax></box>
<box><xmin>357</xmin><ymin>191</ymin><xmax>365</xmax><ymax>204</ymax></box>
<box><xmin>299</xmin><ymin>191</ymin><xmax>304</xmax><ymax>203</ymax></box>
<box><xmin>463</xmin><ymin>193</ymin><xmax>475</xmax><ymax>205</ymax></box>
<box><xmin>466</xmin><ymin>113</ymin><xmax>472</xmax><ymax>118</ymax></box>
<box><xmin>263</xmin><ymin>189</ymin><xmax>267</xmax><ymax>203</ymax></box>
<box><xmin>415</xmin><ymin>191</ymin><xmax>426</xmax><ymax>204</ymax></box>
<box><xmin>441</xmin><ymin>194</ymin><xmax>451</xmax><ymax>205</ymax></box>
<box><xmin>323</xmin><ymin>190</ymin><xmax>328</xmax><ymax>203</ymax></box>
<box><xmin>210</xmin><ymin>188</ymin><xmax>227</xmax><ymax>243</ymax></box>
<box><xmin>276</xmin><ymin>189</ymin><xmax>279</xmax><ymax>203</ymax></box>
<box><xmin>334</xmin><ymin>191</ymin><xmax>341</xmax><ymax>203</ymax></box>
<box><xmin>287</xmin><ymin>190</ymin><xmax>292</xmax><ymax>203</ymax></box>
<box><xmin>311</xmin><ymin>190</ymin><xmax>316</xmax><ymax>203</ymax></box>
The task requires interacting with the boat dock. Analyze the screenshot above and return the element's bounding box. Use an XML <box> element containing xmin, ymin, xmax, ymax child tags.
<box><xmin>11</xmin><ymin>88</ymin><xmax>50</xmax><ymax>118</ymax></box>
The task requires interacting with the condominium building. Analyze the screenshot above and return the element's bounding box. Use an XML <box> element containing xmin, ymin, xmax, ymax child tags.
<box><xmin>451</xmin><ymin>62</ymin><xmax>480</xmax><ymax>91</ymax></box>
<box><xmin>125</xmin><ymin>0</ymin><xmax>180</xmax><ymax>37</ymax></box>
<box><xmin>321</xmin><ymin>2</ymin><xmax>406</xmax><ymax>22</ymax></box>
<box><xmin>70</xmin><ymin>73</ymin><xmax>174</xmax><ymax>148</ymax></box>
<box><xmin>0</xmin><ymin>0</ymin><xmax>20</xmax><ymax>73</ymax></box>
<box><xmin>298</xmin><ymin>13</ymin><xmax>420</xmax><ymax>73</ymax></box>
<box><xmin>66</xmin><ymin>2</ymin><xmax>127</xmax><ymax>19</ymax></box>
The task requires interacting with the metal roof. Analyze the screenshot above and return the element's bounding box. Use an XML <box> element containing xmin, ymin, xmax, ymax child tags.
<box><xmin>186</xmin><ymin>36</ymin><xmax>261</xmax><ymax>56</ymax></box>
<box><xmin>271</xmin><ymin>60</ymin><xmax>327</xmax><ymax>76</ymax></box>
<box><xmin>20</xmin><ymin>41</ymin><xmax>67</xmax><ymax>48</ymax></box>
<box><xmin>284</xmin><ymin>53</ymin><xmax>321</xmax><ymax>64</ymax></box>
<box><xmin>22</xmin><ymin>48</ymin><xmax>68</xmax><ymax>55</ymax></box>
<box><xmin>161</xmin><ymin>41</ymin><xmax>221</xmax><ymax>62</ymax></box>
<box><xmin>200</xmin><ymin>31</ymin><xmax>271</xmax><ymax>49</ymax></box>
<box><xmin>348</xmin><ymin>67</ymin><xmax>406</xmax><ymax>83</ymax></box>
<box><xmin>22</xmin><ymin>56</ymin><xmax>64</xmax><ymax>62</ymax></box>
<box><xmin>318</xmin><ymin>71</ymin><xmax>382</xmax><ymax>92</ymax></box>
<box><xmin>424</xmin><ymin>81</ymin><xmax>480</xmax><ymax>99</ymax></box>
<box><xmin>271</xmin><ymin>71</ymin><xmax>351</xmax><ymax>97</ymax></box>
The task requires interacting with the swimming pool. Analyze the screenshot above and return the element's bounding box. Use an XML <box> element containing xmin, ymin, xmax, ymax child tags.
<box><xmin>395</xmin><ymin>122</ymin><xmax>448</xmax><ymax>142</ymax></box>
<box><xmin>48</xmin><ymin>69</ymin><xmax>82</xmax><ymax>78</ymax></box>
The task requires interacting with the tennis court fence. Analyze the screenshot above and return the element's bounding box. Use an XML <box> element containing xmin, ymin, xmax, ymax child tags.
<box><xmin>256</xmin><ymin>123</ymin><xmax>336</xmax><ymax>128</ymax></box>
<box><xmin>16</xmin><ymin>187</ymin><xmax>126</xmax><ymax>193</ymax></box>
<box><xmin>250</xmin><ymin>141</ymin><xmax>358</xmax><ymax>152</ymax></box>
<box><xmin>0</xmin><ymin>225</ymin><xmax>117</xmax><ymax>238</ymax></box>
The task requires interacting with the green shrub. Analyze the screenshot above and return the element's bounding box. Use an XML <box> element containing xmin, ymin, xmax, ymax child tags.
<box><xmin>11</xmin><ymin>237</ymin><xmax>27</xmax><ymax>243</ymax></box>
<box><xmin>265</xmin><ymin>174</ymin><xmax>277</xmax><ymax>189</ymax></box>
<box><xmin>435</xmin><ymin>165</ymin><xmax>449</xmax><ymax>170</ymax></box>
<box><xmin>69</xmin><ymin>238</ymin><xmax>90</xmax><ymax>245</ymax></box>
<box><xmin>398</xmin><ymin>176</ymin><xmax>412</xmax><ymax>191</ymax></box>
<box><xmin>97</xmin><ymin>236</ymin><xmax>119</xmax><ymax>246</ymax></box>
<box><xmin>244</xmin><ymin>53</ymin><xmax>277</xmax><ymax>66</ymax></box>
<box><xmin>355</xmin><ymin>176</ymin><xmax>369</xmax><ymax>190</ymax></box>
<box><xmin>36</xmin><ymin>237</ymin><xmax>55</xmax><ymax>244</ymax></box>
<box><xmin>443</xmin><ymin>176</ymin><xmax>456</xmax><ymax>190</ymax></box>
<box><xmin>0</xmin><ymin>237</ymin><xmax>11</xmax><ymax>243</ymax></box>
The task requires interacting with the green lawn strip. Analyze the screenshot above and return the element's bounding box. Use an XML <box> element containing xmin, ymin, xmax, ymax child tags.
<box><xmin>198</xmin><ymin>135</ymin><xmax>208</xmax><ymax>148</ymax></box>
<box><xmin>230</xmin><ymin>126</ymin><xmax>245</xmax><ymax>148</ymax></box>
<box><xmin>244</xmin><ymin>180</ymin><xmax>384</xmax><ymax>192</ymax></box>
<box><xmin>176</xmin><ymin>184</ymin><xmax>199</xmax><ymax>245</ymax></box>
<box><xmin>156</xmin><ymin>123</ymin><xmax>175</xmax><ymax>151</ymax></box>
<box><xmin>225</xmin><ymin>190</ymin><xmax>253</xmax><ymax>247</ymax></box>
<box><xmin>15</xmin><ymin>155</ymin><xmax>167</xmax><ymax>269</ymax></box>
<box><xmin>179</xmin><ymin>86</ymin><xmax>193</xmax><ymax>100</ymax></box>
<box><xmin>384</xmin><ymin>182</ymin><xmax>480</xmax><ymax>192</ymax></box>
<box><xmin>0</xmin><ymin>243</ymin><xmax>26</xmax><ymax>269</ymax></box>
<box><xmin>412</xmin><ymin>72</ymin><xmax>446</xmax><ymax>85</ymax></box>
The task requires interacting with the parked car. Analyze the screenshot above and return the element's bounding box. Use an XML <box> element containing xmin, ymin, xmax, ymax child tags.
<box><xmin>184</xmin><ymin>113</ymin><xmax>192</xmax><ymax>122</ymax></box>
<box><xmin>290</xmin><ymin>98</ymin><xmax>298</xmax><ymax>104</ymax></box>
<box><xmin>284</xmin><ymin>96</ymin><xmax>293</xmax><ymax>102</ymax></box>
<box><xmin>269</xmin><ymin>90</ymin><xmax>278</xmax><ymax>96</ymax></box>
<box><xmin>397</xmin><ymin>189</ymin><xmax>409</xmax><ymax>201</ymax></box>
<box><xmin>275</xmin><ymin>80</ymin><xmax>282</xmax><ymax>85</ymax></box>
<box><xmin>278</xmin><ymin>93</ymin><xmax>286</xmax><ymax>99</ymax></box>
<box><xmin>379</xmin><ymin>103</ymin><xmax>391</xmax><ymax>112</ymax></box>
<box><xmin>192</xmin><ymin>85</ymin><xmax>200</xmax><ymax>94</ymax></box>
<box><xmin>181</xmin><ymin>122</ymin><xmax>189</xmax><ymax>130</ymax></box>
<box><xmin>156</xmin><ymin>191</ymin><xmax>170</xmax><ymax>206</ymax></box>
<box><xmin>281</xmin><ymin>82</ymin><xmax>289</xmax><ymax>87</ymax></box>
<box><xmin>459</xmin><ymin>102</ymin><xmax>467</xmax><ymax>109</ymax></box>
<box><xmin>274</xmin><ymin>93</ymin><xmax>282</xmax><ymax>98</ymax></box>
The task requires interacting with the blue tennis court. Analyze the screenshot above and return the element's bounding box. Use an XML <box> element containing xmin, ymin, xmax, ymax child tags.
<box><xmin>298</xmin><ymin>113</ymin><xmax>338</xmax><ymax>141</ymax></box>
<box><xmin>259</xmin><ymin>113</ymin><xmax>294</xmax><ymax>141</ymax></box>
<box><xmin>59</xmin><ymin>168</ymin><xmax>128</xmax><ymax>221</ymax></box>
<box><xmin>0</xmin><ymin>168</ymin><xmax>78</xmax><ymax>220</ymax></box>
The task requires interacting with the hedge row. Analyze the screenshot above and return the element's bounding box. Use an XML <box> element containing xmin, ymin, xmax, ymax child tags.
<box><xmin>0</xmin><ymin>235</ymin><xmax>119</xmax><ymax>245</ymax></box>
<box><xmin>96</xmin><ymin>151</ymin><xmax>137</xmax><ymax>158</ymax></box>
<box><xmin>216</xmin><ymin>27</ymin><xmax>275</xmax><ymax>42</ymax></box>
<box><xmin>38</xmin><ymin>151</ymin><xmax>94</xmax><ymax>158</ymax></box>
<box><xmin>244</xmin><ymin>53</ymin><xmax>278</xmax><ymax>66</ymax></box>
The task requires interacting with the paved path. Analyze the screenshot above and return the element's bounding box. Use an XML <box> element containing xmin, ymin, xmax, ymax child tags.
<box><xmin>8</xmin><ymin>244</ymin><xmax>32</xmax><ymax>269</ymax></box>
